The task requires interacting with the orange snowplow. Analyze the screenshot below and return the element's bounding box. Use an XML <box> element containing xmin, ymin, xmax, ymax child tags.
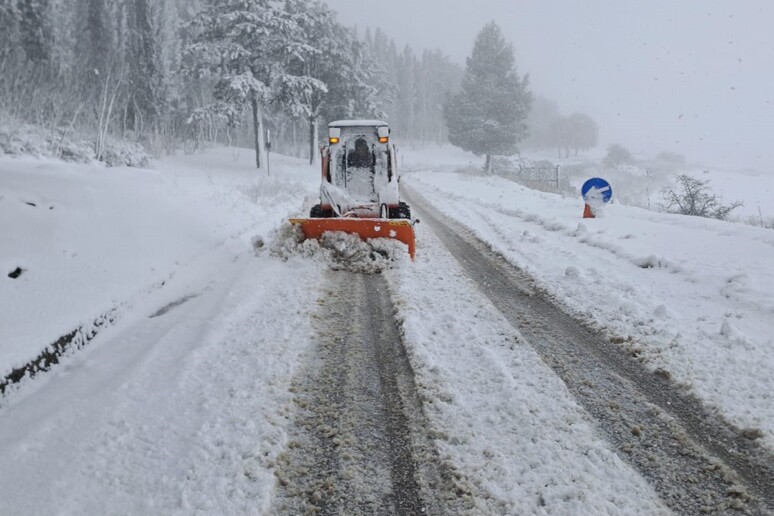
<box><xmin>290</xmin><ymin>120</ymin><xmax>417</xmax><ymax>260</ymax></box>
<box><xmin>289</xmin><ymin>217</ymin><xmax>416</xmax><ymax>260</ymax></box>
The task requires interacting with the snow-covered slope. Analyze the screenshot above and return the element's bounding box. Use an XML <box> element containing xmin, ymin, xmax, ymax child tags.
<box><xmin>0</xmin><ymin>148</ymin><xmax>317</xmax><ymax>373</ymax></box>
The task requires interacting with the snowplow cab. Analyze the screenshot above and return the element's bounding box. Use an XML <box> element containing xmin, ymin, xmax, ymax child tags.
<box><xmin>290</xmin><ymin>120</ymin><xmax>416</xmax><ymax>259</ymax></box>
<box><xmin>317</xmin><ymin>119</ymin><xmax>408</xmax><ymax>219</ymax></box>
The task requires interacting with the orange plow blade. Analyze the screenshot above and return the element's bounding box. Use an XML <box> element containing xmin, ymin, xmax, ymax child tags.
<box><xmin>289</xmin><ymin>218</ymin><xmax>416</xmax><ymax>260</ymax></box>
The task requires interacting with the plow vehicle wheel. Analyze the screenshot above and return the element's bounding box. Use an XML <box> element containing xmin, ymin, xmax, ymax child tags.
<box><xmin>310</xmin><ymin>204</ymin><xmax>333</xmax><ymax>218</ymax></box>
<box><xmin>389</xmin><ymin>202</ymin><xmax>411</xmax><ymax>219</ymax></box>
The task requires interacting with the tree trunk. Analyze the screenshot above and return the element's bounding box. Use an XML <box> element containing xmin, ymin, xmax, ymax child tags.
<box><xmin>251</xmin><ymin>93</ymin><xmax>263</xmax><ymax>169</ymax></box>
<box><xmin>485</xmin><ymin>154</ymin><xmax>492</xmax><ymax>174</ymax></box>
<box><xmin>292</xmin><ymin>121</ymin><xmax>297</xmax><ymax>155</ymax></box>
<box><xmin>308</xmin><ymin>115</ymin><xmax>318</xmax><ymax>165</ymax></box>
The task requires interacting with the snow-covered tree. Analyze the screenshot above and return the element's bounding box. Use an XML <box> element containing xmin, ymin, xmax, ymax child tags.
<box><xmin>361</xmin><ymin>30</ymin><xmax>461</xmax><ymax>144</ymax></box>
<box><xmin>1</xmin><ymin>0</ymin><xmax>461</xmax><ymax>161</ymax></box>
<box><xmin>444</xmin><ymin>22</ymin><xmax>531</xmax><ymax>173</ymax></box>
<box><xmin>0</xmin><ymin>2</ymin><xmax>21</xmax><ymax>105</ymax></box>
<box><xmin>76</xmin><ymin>0</ymin><xmax>113</xmax><ymax>76</ymax></box>
<box><xmin>369</xmin><ymin>28</ymin><xmax>397</xmax><ymax>81</ymax></box>
<box><xmin>277</xmin><ymin>0</ymin><xmax>341</xmax><ymax>164</ymax></box>
<box><xmin>565</xmin><ymin>113</ymin><xmax>598</xmax><ymax>154</ymax></box>
<box><xmin>414</xmin><ymin>49</ymin><xmax>462</xmax><ymax>143</ymax></box>
<box><xmin>331</xmin><ymin>36</ymin><xmax>389</xmax><ymax>120</ymax></box>
<box><xmin>523</xmin><ymin>97</ymin><xmax>599</xmax><ymax>158</ymax></box>
<box><xmin>604</xmin><ymin>143</ymin><xmax>634</xmax><ymax>167</ymax></box>
<box><xmin>17</xmin><ymin>0</ymin><xmax>54</xmax><ymax>64</ymax></box>
<box><xmin>393</xmin><ymin>45</ymin><xmax>416</xmax><ymax>136</ymax></box>
<box><xmin>185</xmin><ymin>0</ymin><xmax>279</xmax><ymax>168</ymax></box>
<box><xmin>314</xmin><ymin>26</ymin><xmax>389</xmax><ymax>130</ymax></box>
<box><xmin>126</xmin><ymin>0</ymin><xmax>167</xmax><ymax>132</ymax></box>
<box><xmin>549</xmin><ymin>116</ymin><xmax>572</xmax><ymax>158</ymax></box>
<box><xmin>549</xmin><ymin>112</ymin><xmax>598</xmax><ymax>158</ymax></box>
<box><xmin>0</xmin><ymin>2</ymin><xmax>21</xmax><ymax>63</ymax></box>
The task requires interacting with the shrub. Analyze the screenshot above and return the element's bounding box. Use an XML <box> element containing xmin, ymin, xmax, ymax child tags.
<box><xmin>661</xmin><ymin>174</ymin><xmax>742</xmax><ymax>220</ymax></box>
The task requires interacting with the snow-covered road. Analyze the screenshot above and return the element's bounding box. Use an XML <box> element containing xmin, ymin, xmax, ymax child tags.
<box><xmin>273</xmin><ymin>272</ymin><xmax>452</xmax><ymax>515</ymax></box>
<box><xmin>2</xmin><ymin>146</ymin><xmax>773</xmax><ymax>514</ymax></box>
<box><xmin>0</xmin><ymin>237</ymin><xmax>326</xmax><ymax>514</ymax></box>
<box><xmin>399</xmin><ymin>165</ymin><xmax>774</xmax><ymax>452</ymax></box>
<box><xmin>396</xmin><ymin>187</ymin><xmax>772</xmax><ymax>513</ymax></box>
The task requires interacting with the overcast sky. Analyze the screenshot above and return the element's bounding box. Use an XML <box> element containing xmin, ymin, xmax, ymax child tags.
<box><xmin>325</xmin><ymin>0</ymin><xmax>774</xmax><ymax>171</ymax></box>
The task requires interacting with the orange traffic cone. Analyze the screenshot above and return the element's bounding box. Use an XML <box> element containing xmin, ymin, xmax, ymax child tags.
<box><xmin>583</xmin><ymin>203</ymin><xmax>594</xmax><ymax>218</ymax></box>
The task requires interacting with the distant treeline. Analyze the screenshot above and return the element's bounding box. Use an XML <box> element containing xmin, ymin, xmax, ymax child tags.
<box><xmin>0</xmin><ymin>0</ymin><xmax>596</xmax><ymax>165</ymax></box>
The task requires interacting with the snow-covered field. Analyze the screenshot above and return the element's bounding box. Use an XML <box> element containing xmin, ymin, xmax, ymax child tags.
<box><xmin>1</xmin><ymin>144</ymin><xmax>772</xmax><ymax>513</ymax></box>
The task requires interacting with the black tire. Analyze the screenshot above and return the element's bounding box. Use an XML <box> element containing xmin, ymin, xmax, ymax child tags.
<box><xmin>388</xmin><ymin>202</ymin><xmax>411</xmax><ymax>219</ymax></box>
<box><xmin>310</xmin><ymin>204</ymin><xmax>332</xmax><ymax>218</ymax></box>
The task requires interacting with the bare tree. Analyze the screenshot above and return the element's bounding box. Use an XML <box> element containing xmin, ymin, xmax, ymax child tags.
<box><xmin>661</xmin><ymin>174</ymin><xmax>742</xmax><ymax>220</ymax></box>
<box><xmin>95</xmin><ymin>63</ymin><xmax>126</xmax><ymax>162</ymax></box>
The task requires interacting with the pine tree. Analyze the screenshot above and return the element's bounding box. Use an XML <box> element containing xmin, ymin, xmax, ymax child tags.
<box><xmin>346</xmin><ymin>38</ymin><xmax>389</xmax><ymax>119</ymax></box>
<box><xmin>416</xmin><ymin>49</ymin><xmax>461</xmax><ymax>143</ymax></box>
<box><xmin>184</xmin><ymin>0</ymin><xmax>308</xmax><ymax>169</ymax></box>
<box><xmin>69</xmin><ymin>0</ymin><xmax>117</xmax><ymax>117</ymax></box>
<box><xmin>279</xmin><ymin>0</ymin><xmax>339</xmax><ymax>164</ymax></box>
<box><xmin>126</xmin><ymin>0</ymin><xmax>167</xmax><ymax>133</ymax></box>
<box><xmin>444</xmin><ymin>22</ymin><xmax>531</xmax><ymax>172</ymax></box>
<box><xmin>0</xmin><ymin>2</ymin><xmax>21</xmax><ymax>63</ymax></box>
<box><xmin>393</xmin><ymin>45</ymin><xmax>416</xmax><ymax>137</ymax></box>
<box><xmin>16</xmin><ymin>0</ymin><xmax>53</xmax><ymax>64</ymax></box>
<box><xmin>362</xmin><ymin>32</ymin><xmax>462</xmax><ymax>143</ymax></box>
<box><xmin>77</xmin><ymin>0</ymin><xmax>113</xmax><ymax>75</ymax></box>
<box><xmin>312</xmin><ymin>22</ymin><xmax>388</xmax><ymax>130</ymax></box>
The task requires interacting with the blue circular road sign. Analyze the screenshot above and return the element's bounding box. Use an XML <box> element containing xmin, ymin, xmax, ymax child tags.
<box><xmin>581</xmin><ymin>178</ymin><xmax>613</xmax><ymax>203</ymax></box>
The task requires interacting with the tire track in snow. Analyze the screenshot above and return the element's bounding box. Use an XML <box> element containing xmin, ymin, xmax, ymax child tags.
<box><xmin>405</xmin><ymin>187</ymin><xmax>774</xmax><ymax>515</ymax></box>
<box><xmin>274</xmin><ymin>271</ymin><xmax>470</xmax><ymax>515</ymax></box>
